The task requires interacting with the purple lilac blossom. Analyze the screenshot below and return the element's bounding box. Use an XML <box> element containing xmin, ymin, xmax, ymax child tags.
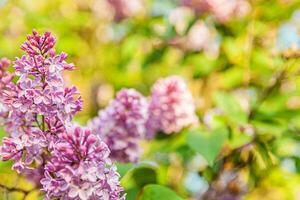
<box><xmin>146</xmin><ymin>76</ymin><xmax>198</xmax><ymax>138</ymax></box>
<box><xmin>0</xmin><ymin>30</ymin><xmax>82</xmax><ymax>175</ymax></box>
<box><xmin>0</xmin><ymin>58</ymin><xmax>13</xmax><ymax>88</ymax></box>
<box><xmin>0</xmin><ymin>58</ymin><xmax>13</xmax><ymax>119</ymax></box>
<box><xmin>0</xmin><ymin>31</ymin><xmax>124</xmax><ymax>200</ymax></box>
<box><xmin>88</xmin><ymin>89</ymin><xmax>148</xmax><ymax>163</ymax></box>
<box><xmin>42</xmin><ymin>126</ymin><xmax>124</xmax><ymax>200</ymax></box>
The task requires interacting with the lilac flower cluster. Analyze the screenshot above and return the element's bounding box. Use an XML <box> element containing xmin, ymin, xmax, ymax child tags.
<box><xmin>88</xmin><ymin>89</ymin><xmax>148</xmax><ymax>163</ymax></box>
<box><xmin>146</xmin><ymin>76</ymin><xmax>198</xmax><ymax>138</ymax></box>
<box><xmin>0</xmin><ymin>31</ymin><xmax>124</xmax><ymax>200</ymax></box>
<box><xmin>89</xmin><ymin>77</ymin><xmax>198</xmax><ymax>163</ymax></box>
<box><xmin>0</xmin><ymin>58</ymin><xmax>13</xmax><ymax>89</ymax></box>
<box><xmin>0</xmin><ymin>58</ymin><xmax>13</xmax><ymax>118</ymax></box>
<box><xmin>181</xmin><ymin>0</ymin><xmax>250</xmax><ymax>23</ymax></box>
<box><xmin>42</xmin><ymin>126</ymin><xmax>124</xmax><ymax>200</ymax></box>
<box><xmin>0</xmin><ymin>30</ymin><xmax>82</xmax><ymax>173</ymax></box>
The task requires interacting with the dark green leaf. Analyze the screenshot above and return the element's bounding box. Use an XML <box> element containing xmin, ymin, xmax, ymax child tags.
<box><xmin>139</xmin><ymin>184</ymin><xmax>183</xmax><ymax>200</ymax></box>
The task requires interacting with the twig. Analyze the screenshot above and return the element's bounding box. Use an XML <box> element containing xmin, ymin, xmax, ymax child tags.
<box><xmin>249</xmin><ymin>67</ymin><xmax>287</xmax><ymax>119</ymax></box>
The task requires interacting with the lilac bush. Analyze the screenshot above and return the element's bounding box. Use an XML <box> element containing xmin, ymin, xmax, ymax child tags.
<box><xmin>0</xmin><ymin>30</ymin><xmax>200</xmax><ymax>200</ymax></box>
<box><xmin>0</xmin><ymin>30</ymin><xmax>124</xmax><ymax>200</ymax></box>
<box><xmin>88</xmin><ymin>89</ymin><xmax>148</xmax><ymax>163</ymax></box>
<box><xmin>146</xmin><ymin>76</ymin><xmax>198</xmax><ymax>138</ymax></box>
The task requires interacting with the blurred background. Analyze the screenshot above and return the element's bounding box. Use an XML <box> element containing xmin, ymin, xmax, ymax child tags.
<box><xmin>1</xmin><ymin>0</ymin><xmax>300</xmax><ymax>199</ymax></box>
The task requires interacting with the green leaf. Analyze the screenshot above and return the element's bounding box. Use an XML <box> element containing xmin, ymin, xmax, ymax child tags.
<box><xmin>214</xmin><ymin>91</ymin><xmax>248</xmax><ymax>125</ymax></box>
<box><xmin>139</xmin><ymin>184</ymin><xmax>183</xmax><ymax>200</ymax></box>
<box><xmin>132</xmin><ymin>167</ymin><xmax>157</xmax><ymax>188</ymax></box>
<box><xmin>0</xmin><ymin>160</ymin><xmax>13</xmax><ymax>171</ymax></box>
<box><xmin>184</xmin><ymin>54</ymin><xmax>220</xmax><ymax>78</ymax></box>
<box><xmin>143</xmin><ymin>47</ymin><xmax>166</xmax><ymax>69</ymax></box>
<box><xmin>121</xmin><ymin>161</ymin><xmax>159</xmax><ymax>188</ymax></box>
<box><xmin>229</xmin><ymin>132</ymin><xmax>252</xmax><ymax>149</ymax></box>
<box><xmin>116</xmin><ymin>163</ymin><xmax>135</xmax><ymax>178</ymax></box>
<box><xmin>125</xmin><ymin>187</ymin><xmax>140</xmax><ymax>200</ymax></box>
<box><xmin>220</xmin><ymin>67</ymin><xmax>244</xmax><ymax>89</ymax></box>
<box><xmin>223</xmin><ymin>37</ymin><xmax>245</xmax><ymax>65</ymax></box>
<box><xmin>0</xmin><ymin>126</ymin><xmax>6</xmax><ymax>139</ymax></box>
<box><xmin>186</xmin><ymin>128</ymin><xmax>228</xmax><ymax>166</ymax></box>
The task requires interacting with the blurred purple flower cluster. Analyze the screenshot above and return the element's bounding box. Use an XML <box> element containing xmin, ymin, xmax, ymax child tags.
<box><xmin>181</xmin><ymin>0</ymin><xmax>250</xmax><ymax>23</ymax></box>
<box><xmin>146</xmin><ymin>76</ymin><xmax>198</xmax><ymax>138</ymax></box>
<box><xmin>0</xmin><ymin>58</ymin><xmax>13</xmax><ymax>118</ymax></box>
<box><xmin>88</xmin><ymin>89</ymin><xmax>149</xmax><ymax>163</ymax></box>
<box><xmin>0</xmin><ymin>31</ymin><xmax>124</xmax><ymax>200</ymax></box>
<box><xmin>0</xmin><ymin>58</ymin><xmax>13</xmax><ymax>89</ymax></box>
<box><xmin>89</xmin><ymin>76</ymin><xmax>198</xmax><ymax>163</ymax></box>
<box><xmin>107</xmin><ymin>0</ymin><xmax>145</xmax><ymax>22</ymax></box>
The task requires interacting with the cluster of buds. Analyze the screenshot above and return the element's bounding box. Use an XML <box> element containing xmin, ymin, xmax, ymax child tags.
<box><xmin>0</xmin><ymin>30</ymin><xmax>124</xmax><ymax>200</ymax></box>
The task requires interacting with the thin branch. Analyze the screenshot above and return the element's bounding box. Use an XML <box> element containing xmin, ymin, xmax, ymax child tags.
<box><xmin>249</xmin><ymin>67</ymin><xmax>287</xmax><ymax>119</ymax></box>
<box><xmin>42</xmin><ymin>115</ymin><xmax>45</xmax><ymax>132</ymax></box>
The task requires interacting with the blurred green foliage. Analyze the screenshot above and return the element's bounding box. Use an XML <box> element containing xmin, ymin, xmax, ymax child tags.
<box><xmin>2</xmin><ymin>0</ymin><xmax>300</xmax><ymax>199</ymax></box>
